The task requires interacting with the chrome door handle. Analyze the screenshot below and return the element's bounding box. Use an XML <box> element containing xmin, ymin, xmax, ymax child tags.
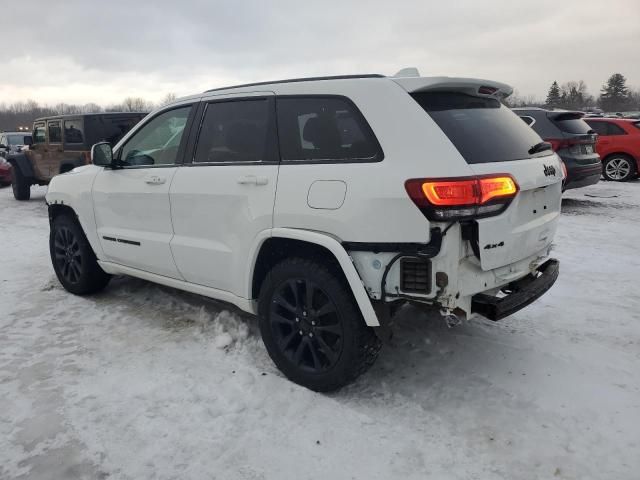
<box><xmin>145</xmin><ymin>175</ymin><xmax>166</xmax><ymax>185</ymax></box>
<box><xmin>237</xmin><ymin>175</ymin><xmax>268</xmax><ymax>186</ymax></box>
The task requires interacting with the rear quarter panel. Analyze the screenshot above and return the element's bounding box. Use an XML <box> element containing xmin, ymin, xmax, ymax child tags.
<box><xmin>271</xmin><ymin>78</ymin><xmax>476</xmax><ymax>243</ymax></box>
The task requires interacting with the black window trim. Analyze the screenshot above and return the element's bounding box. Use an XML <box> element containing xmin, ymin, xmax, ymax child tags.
<box><xmin>47</xmin><ymin>119</ymin><xmax>62</xmax><ymax>145</ymax></box>
<box><xmin>185</xmin><ymin>95</ymin><xmax>280</xmax><ymax>167</ymax></box>
<box><xmin>113</xmin><ymin>103</ymin><xmax>197</xmax><ymax>170</ymax></box>
<box><xmin>276</xmin><ymin>94</ymin><xmax>384</xmax><ymax>165</ymax></box>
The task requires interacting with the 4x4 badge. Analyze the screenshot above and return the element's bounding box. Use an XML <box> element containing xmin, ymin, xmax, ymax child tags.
<box><xmin>543</xmin><ymin>164</ymin><xmax>556</xmax><ymax>177</ymax></box>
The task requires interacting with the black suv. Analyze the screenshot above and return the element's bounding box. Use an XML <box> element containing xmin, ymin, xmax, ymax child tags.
<box><xmin>514</xmin><ymin>108</ymin><xmax>601</xmax><ymax>190</ymax></box>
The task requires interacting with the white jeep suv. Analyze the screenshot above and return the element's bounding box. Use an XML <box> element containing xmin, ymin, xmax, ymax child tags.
<box><xmin>46</xmin><ymin>72</ymin><xmax>562</xmax><ymax>391</ymax></box>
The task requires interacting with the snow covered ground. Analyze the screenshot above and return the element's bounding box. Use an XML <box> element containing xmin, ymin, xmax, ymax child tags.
<box><xmin>1</xmin><ymin>181</ymin><xmax>639</xmax><ymax>480</ymax></box>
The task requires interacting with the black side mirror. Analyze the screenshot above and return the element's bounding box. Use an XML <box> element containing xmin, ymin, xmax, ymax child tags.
<box><xmin>23</xmin><ymin>136</ymin><xmax>33</xmax><ymax>146</ymax></box>
<box><xmin>91</xmin><ymin>142</ymin><xmax>114</xmax><ymax>167</ymax></box>
<box><xmin>0</xmin><ymin>144</ymin><xmax>6</xmax><ymax>150</ymax></box>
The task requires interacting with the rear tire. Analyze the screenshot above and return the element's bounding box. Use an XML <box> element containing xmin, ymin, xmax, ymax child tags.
<box><xmin>258</xmin><ymin>257</ymin><xmax>381</xmax><ymax>392</ymax></box>
<box><xmin>50</xmin><ymin>215</ymin><xmax>111</xmax><ymax>295</ymax></box>
<box><xmin>603</xmin><ymin>154</ymin><xmax>636</xmax><ymax>182</ymax></box>
<box><xmin>11</xmin><ymin>165</ymin><xmax>30</xmax><ymax>200</ymax></box>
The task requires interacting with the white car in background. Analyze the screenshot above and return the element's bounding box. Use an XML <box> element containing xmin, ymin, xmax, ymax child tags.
<box><xmin>46</xmin><ymin>70</ymin><xmax>562</xmax><ymax>391</ymax></box>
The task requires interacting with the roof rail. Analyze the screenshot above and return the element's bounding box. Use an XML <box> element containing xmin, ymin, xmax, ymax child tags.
<box><xmin>204</xmin><ymin>74</ymin><xmax>385</xmax><ymax>93</ymax></box>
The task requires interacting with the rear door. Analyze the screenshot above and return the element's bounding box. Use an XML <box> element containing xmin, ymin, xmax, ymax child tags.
<box><xmin>410</xmin><ymin>90</ymin><xmax>563</xmax><ymax>271</ymax></box>
<box><xmin>169</xmin><ymin>92</ymin><xmax>279</xmax><ymax>296</ymax></box>
<box><xmin>92</xmin><ymin>104</ymin><xmax>195</xmax><ymax>278</ymax></box>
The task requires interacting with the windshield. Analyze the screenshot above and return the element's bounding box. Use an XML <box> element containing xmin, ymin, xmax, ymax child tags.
<box><xmin>411</xmin><ymin>92</ymin><xmax>549</xmax><ymax>164</ymax></box>
<box><xmin>7</xmin><ymin>134</ymin><xmax>27</xmax><ymax>145</ymax></box>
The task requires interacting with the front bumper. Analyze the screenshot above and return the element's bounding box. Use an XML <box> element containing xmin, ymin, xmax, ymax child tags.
<box><xmin>471</xmin><ymin>259</ymin><xmax>559</xmax><ymax>320</ymax></box>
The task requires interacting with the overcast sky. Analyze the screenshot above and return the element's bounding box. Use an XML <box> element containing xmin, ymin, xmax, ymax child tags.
<box><xmin>2</xmin><ymin>0</ymin><xmax>638</xmax><ymax>106</ymax></box>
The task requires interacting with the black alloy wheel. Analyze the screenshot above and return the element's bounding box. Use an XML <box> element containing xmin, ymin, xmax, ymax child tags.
<box><xmin>269</xmin><ymin>278</ymin><xmax>344</xmax><ymax>373</ymax></box>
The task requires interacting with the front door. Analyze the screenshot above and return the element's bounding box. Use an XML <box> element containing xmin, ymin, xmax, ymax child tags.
<box><xmin>92</xmin><ymin>104</ymin><xmax>195</xmax><ymax>279</ymax></box>
<box><xmin>28</xmin><ymin>122</ymin><xmax>48</xmax><ymax>179</ymax></box>
<box><xmin>169</xmin><ymin>93</ymin><xmax>279</xmax><ymax>296</ymax></box>
<box><xmin>46</xmin><ymin>119</ymin><xmax>64</xmax><ymax>178</ymax></box>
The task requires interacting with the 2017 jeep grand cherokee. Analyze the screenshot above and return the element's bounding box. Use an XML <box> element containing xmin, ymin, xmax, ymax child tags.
<box><xmin>45</xmin><ymin>72</ymin><xmax>561</xmax><ymax>391</ymax></box>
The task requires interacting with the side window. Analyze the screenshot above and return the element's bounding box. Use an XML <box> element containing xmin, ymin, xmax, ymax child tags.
<box><xmin>277</xmin><ymin>96</ymin><xmax>381</xmax><ymax>162</ymax></box>
<box><xmin>48</xmin><ymin>121</ymin><xmax>62</xmax><ymax>143</ymax></box>
<box><xmin>33</xmin><ymin>123</ymin><xmax>46</xmax><ymax>144</ymax></box>
<box><xmin>193</xmin><ymin>99</ymin><xmax>273</xmax><ymax>164</ymax></box>
<box><xmin>607</xmin><ymin>123</ymin><xmax>626</xmax><ymax>136</ymax></box>
<box><xmin>586</xmin><ymin>121</ymin><xmax>608</xmax><ymax>136</ymax></box>
<box><xmin>119</xmin><ymin>106</ymin><xmax>191</xmax><ymax>167</ymax></box>
<box><xmin>64</xmin><ymin>119</ymin><xmax>84</xmax><ymax>144</ymax></box>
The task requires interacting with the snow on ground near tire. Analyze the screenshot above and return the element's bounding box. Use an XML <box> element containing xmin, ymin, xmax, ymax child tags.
<box><xmin>1</xmin><ymin>183</ymin><xmax>639</xmax><ymax>480</ymax></box>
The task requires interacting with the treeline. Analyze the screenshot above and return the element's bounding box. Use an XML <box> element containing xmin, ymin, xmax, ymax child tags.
<box><xmin>506</xmin><ymin>73</ymin><xmax>640</xmax><ymax>112</ymax></box>
<box><xmin>0</xmin><ymin>93</ymin><xmax>176</xmax><ymax>131</ymax></box>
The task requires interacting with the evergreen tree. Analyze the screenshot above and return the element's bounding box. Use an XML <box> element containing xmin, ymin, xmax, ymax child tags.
<box><xmin>545</xmin><ymin>81</ymin><xmax>561</xmax><ymax>108</ymax></box>
<box><xmin>599</xmin><ymin>73</ymin><xmax>629</xmax><ymax>112</ymax></box>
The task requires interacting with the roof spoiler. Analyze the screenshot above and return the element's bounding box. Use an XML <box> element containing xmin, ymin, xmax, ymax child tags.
<box><xmin>547</xmin><ymin>111</ymin><xmax>585</xmax><ymax>121</ymax></box>
<box><xmin>392</xmin><ymin>76</ymin><xmax>513</xmax><ymax>98</ymax></box>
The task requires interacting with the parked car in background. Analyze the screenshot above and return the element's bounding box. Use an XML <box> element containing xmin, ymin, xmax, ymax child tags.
<box><xmin>0</xmin><ymin>131</ymin><xmax>32</xmax><ymax>158</ymax></box>
<box><xmin>584</xmin><ymin>117</ymin><xmax>640</xmax><ymax>181</ymax></box>
<box><xmin>46</xmin><ymin>73</ymin><xmax>562</xmax><ymax>391</ymax></box>
<box><xmin>514</xmin><ymin>108</ymin><xmax>600</xmax><ymax>190</ymax></box>
<box><xmin>8</xmin><ymin>112</ymin><xmax>146</xmax><ymax>200</ymax></box>
<box><xmin>0</xmin><ymin>156</ymin><xmax>12</xmax><ymax>186</ymax></box>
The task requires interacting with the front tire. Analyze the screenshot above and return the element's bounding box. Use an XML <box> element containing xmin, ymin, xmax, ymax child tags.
<box><xmin>603</xmin><ymin>155</ymin><xmax>636</xmax><ymax>181</ymax></box>
<box><xmin>50</xmin><ymin>215</ymin><xmax>111</xmax><ymax>295</ymax></box>
<box><xmin>258</xmin><ymin>257</ymin><xmax>381</xmax><ymax>392</ymax></box>
<box><xmin>11</xmin><ymin>165</ymin><xmax>30</xmax><ymax>200</ymax></box>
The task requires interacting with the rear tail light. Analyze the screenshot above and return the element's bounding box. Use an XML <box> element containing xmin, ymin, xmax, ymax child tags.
<box><xmin>405</xmin><ymin>175</ymin><xmax>519</xmax><ymax>221</ymax></box>
<box><xmin>560</xmin><ymin>161</ymin><xmax>567</xmax><ymax>180</ymax></box>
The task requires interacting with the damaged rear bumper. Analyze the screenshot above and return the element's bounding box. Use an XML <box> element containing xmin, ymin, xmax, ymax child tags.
<box><xmin>471</xmin><ymin>259</ymin><xmax>559</xmax><ymax>321</ymax></box>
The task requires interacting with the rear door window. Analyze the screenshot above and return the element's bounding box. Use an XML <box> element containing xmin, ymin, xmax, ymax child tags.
<box><xmin>276</xmin><ymin>96</ymin><xmax>381</xmax><ymax>162</ymax></box>
<box><xmin>48</xmin><ymin>121</ymin><xmax>62</xmax><ymax>143</ymax></box>
<box><xmin>585</xmin><ymin>121</ymin><xmax>608</xmax><ymax>136</ymax></box>
<box><xmin>412</xmin><ymin>92</ymin><xmax>546</xmax><ymax>164</ymax></box>
<box><xmin>193</xmin><ymin>98</ymin><xmax>276</xmax><ymax>164</ymax></box>
<box><xmin>607</xmin><ymin>123</ymin><xmax>627</xmax><ymax>135</ymax></box>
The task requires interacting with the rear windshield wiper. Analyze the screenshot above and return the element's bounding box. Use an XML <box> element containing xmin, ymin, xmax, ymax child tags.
<box><xmin>528</xmin><ymin>141</ymin><xmax>552</xmax><ymax>155</ymax></box>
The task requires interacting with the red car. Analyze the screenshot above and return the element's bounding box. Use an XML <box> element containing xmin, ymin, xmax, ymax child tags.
<box><xmin>0</xmin><ymin>159</ymin><xmax>11</xmax><ymax>187</ymax></box>
<box><xmin>584</xmin><ymin>118</ymin><xmax>640</xmax><ymax>181</ymax></box>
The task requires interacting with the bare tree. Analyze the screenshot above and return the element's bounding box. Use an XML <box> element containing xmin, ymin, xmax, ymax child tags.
<box><xmin>159</xmin><ymin>92</ymin><xmax>177</xmax><ymax>106</ymax></box>
<box><xmin>122</xmin><ymin>97</ymin><xmax>154</xmax><ymax>112</ymax></box>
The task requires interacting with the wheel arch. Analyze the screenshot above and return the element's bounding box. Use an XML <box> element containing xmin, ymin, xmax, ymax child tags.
<box><xmin>7</xmin><ymin>153</ymin><xmax>35</xmax><ymax>179</ymax></box>
<box><xmin>603</xmin><ymin>151</ymin><xmax>637</xmax><ymax>164</ymax></box>
<box><xmin>249</xmin><ymin>228</ymin><xmax>380</xmax><ymax>326</ymax></box>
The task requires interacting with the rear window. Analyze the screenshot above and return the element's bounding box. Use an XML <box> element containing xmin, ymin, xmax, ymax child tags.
<box><xmin>551</xmin><ymin>114</ymin><xmax>592</xmax><ymax>134</ymax></box>
<box><xmin>276</xmin><ymin>96</ymin><xmax>381</xmax><ymax>162</ymax></box>
<box><xmin>412</xmin><ymin>92</ymin><xmax>546</xmax><ymax>164</ymax></box>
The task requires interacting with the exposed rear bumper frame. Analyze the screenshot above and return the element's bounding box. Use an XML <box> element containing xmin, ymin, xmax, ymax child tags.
<box><xmin>471</xmin><ymin>259</ymin><xmax>559</xmax><ymax>321</ymax></box>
